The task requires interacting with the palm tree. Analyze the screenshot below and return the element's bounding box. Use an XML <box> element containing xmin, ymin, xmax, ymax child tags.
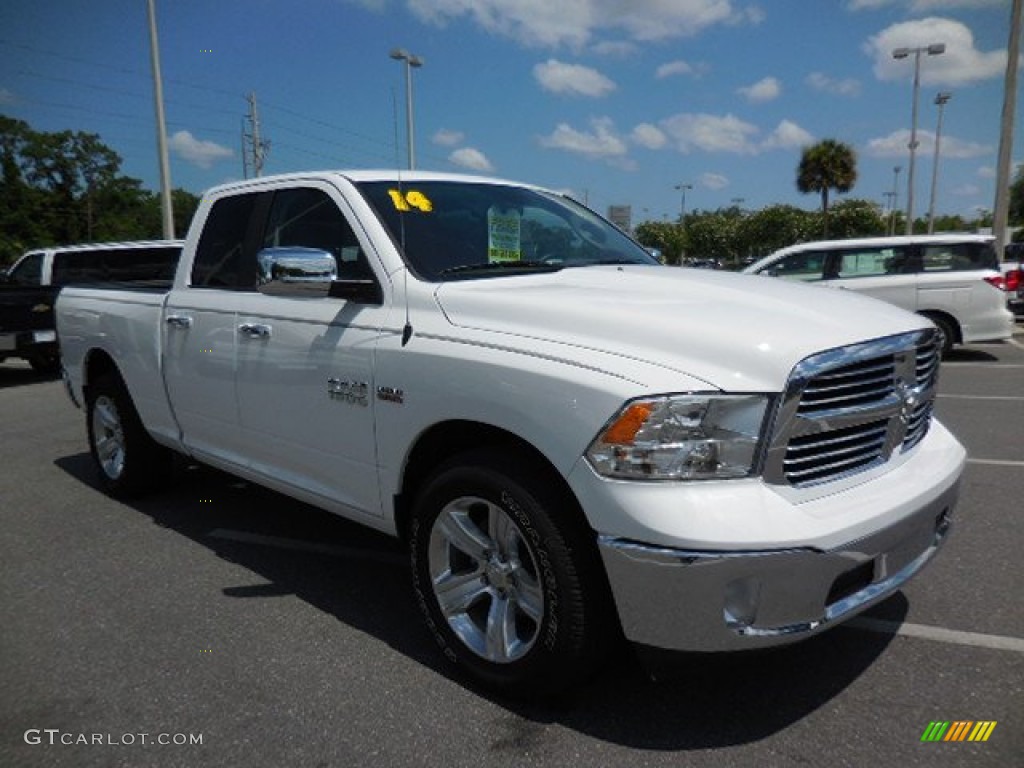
<box><xmin>797</xmin><ymin>139</ymin><xmax>858</xmax><ymax>238</ymax></box>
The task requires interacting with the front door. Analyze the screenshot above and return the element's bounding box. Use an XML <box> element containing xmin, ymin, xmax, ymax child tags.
<box><xmin>233</xmin><ymin>182</ymin><xmax>391</xmax><ymax>519</ymax></box>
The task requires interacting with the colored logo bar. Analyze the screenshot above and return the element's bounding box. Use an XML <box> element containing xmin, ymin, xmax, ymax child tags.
<box><xmin>921</xmin><ymin>721</ymin><xmax>997</xmax><ymax>742</ymax></box>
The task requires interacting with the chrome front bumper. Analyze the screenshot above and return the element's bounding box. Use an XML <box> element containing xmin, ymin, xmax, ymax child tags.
<box><xmin>598</xmin><ymin>477</ymin><xmax>959</xmax><ymax>652</ymax></box>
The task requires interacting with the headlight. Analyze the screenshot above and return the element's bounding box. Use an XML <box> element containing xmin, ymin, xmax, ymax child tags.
<box><xmin>585</xmin><ymin>394</ymin><xmax>770</xmax><ymax>481</ymax></box>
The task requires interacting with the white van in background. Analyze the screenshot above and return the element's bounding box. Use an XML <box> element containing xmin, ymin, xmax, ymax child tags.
<box><xmin>743</xmin><ymin>234</ymin><xmax>1013</xmax><ymax>354</ymax></box>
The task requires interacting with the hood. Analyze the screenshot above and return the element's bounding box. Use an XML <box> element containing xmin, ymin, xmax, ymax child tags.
<box><xmin>433</xmin><ymin>266</ymin><xmax>929</xmax><ymax>392</ymax></box>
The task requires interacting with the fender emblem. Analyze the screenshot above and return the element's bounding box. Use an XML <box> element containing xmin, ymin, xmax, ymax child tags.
<box><xmin>377</xmin><ymin>386</ymin><xmax>404</xmax><ymax>404</ymax></box>
<box><xmin>327</xmin><ymin>378</ymin><xmax>368</xmax><ymax>406</ymax></box>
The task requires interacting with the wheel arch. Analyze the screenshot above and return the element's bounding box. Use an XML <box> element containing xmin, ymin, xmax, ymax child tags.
<box><xmin>82</xmin><ymin>347</ymin><xmax>122</xmax><ymax>399</ymax></box>
<box><xmin>917</xmin><ymin>309</ymin><xmax>961</xmax><ymax>343</ymax></box>
<box><xmin>393</xmin><ymin>419</ymin><xmax>591</xmax><ymax>544</ymax></box>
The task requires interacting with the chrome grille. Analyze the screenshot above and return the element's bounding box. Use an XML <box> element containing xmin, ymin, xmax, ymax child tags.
<box><xmin>763</xmin><ymin>330</ymin><xmax>940</xmax><ymax>488</ymax></box>
<box><xmin>796</xmin><ymin>357</ymin><xmax>895</xmax><ymax>415</ymax></box>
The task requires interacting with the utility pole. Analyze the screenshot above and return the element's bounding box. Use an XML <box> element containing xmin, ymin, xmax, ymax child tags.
<box><xmin>992</xmin><ymin>0</ymin><xmax>1021</xmax><ymax>256</ymax></box>
<box><xmin>243</xmin><ymin>92</ymin><xmax>269</xmax><ymax>177</ymax></box>
<box><xmin>147</xmin><ymin>0</ymin><xmax>174</xmax><ymax>239</ymax></box>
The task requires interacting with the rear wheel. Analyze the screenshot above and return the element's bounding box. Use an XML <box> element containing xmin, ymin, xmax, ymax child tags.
<box><xmin>86</xmin><ymin>372</ymin><xmax>171</xmax><ymax>497</ymax></box>
<box><xmin>409</xmin><ymin>450</ymin><xmax>614</xmax><ymax>697</ymax></box>
<box><xmin>922</xmin><ymin>313</ymin><xmax>956</xmax><ymax>357</ymax></box>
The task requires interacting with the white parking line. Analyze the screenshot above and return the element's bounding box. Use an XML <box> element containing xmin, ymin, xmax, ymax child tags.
<box><xmin>937</xmin><ymin>394</ymin><xmax>1024</xmax><ymax>401</ymax></box>
<box><xmin>941</xmin><ymin>363</ymin><xmax>1024</xmax><ymax>369</ymax></box>
<box><xmin>1009</xmin><ymin>337</ymin><xmax>1024</xmax><ymax>351</ymax></box>
<box><xmin>966</xmin><ymin>458</ymin><xmax>1024</xmax><ymax>468</ymax></box>
<box><xmin>207</xmin><ymin>528</ymin><xmax>406</xmax><ymax>565</ymax></box>
<box><xmin>848</xmin><ymin>617</ymin><xmax>1024</xmax><ymax>653</ymax></box>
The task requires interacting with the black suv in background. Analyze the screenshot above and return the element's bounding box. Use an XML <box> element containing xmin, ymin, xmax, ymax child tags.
<box><xmin>0</xmin><ymin>241</ymin><xmax>182</xmax><ymax>372</ymax></box>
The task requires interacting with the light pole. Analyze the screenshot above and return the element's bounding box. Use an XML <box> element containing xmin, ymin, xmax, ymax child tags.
<box><xmin>147</xmin><ymin>0</ymin><xmax>173</xmax><ymax>238</ymax></box>
<box><xmin>390</xmin><ymin>48</ymin><xmax>423</xmax><ymax>170</ymax></box>
<box><xmin>889</xmin><ymin>165</ymin><xmax>901</xmax><ymax>235</ymax></box>
<box><xmin>674</xmin><ymin>183</ymin><xmax>693</xmax><ymax>224</ymax></box>
<box><xmin>927</xmin><ymin>92</ymin><xmax>952</xmax><ymax>234</ymax></box>
<box><xmin>892</xmin><ymin>42</ymin><xmax>945</xmax><ymax>235</ymax></box>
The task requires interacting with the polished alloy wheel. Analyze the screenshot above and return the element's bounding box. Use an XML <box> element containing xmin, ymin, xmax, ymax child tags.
<box><xmin>91</xmin><ymin>395</ymin><xmax>126</xmax><ymax>480</ymax></box>
<box><xmin>427</xmin><ymin>496</ymin><xmax>544</xmax><ymax>663</ymax></box>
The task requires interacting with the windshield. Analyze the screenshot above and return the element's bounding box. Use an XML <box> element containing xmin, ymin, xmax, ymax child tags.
<box><xmin>356</xmin><ymin>180</ymin><xmax>658</xmax><ymax>281</ymax></box>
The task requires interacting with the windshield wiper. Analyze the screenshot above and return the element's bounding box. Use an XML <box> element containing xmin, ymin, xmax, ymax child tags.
<box><xmin>440</xmin><ymin>260</ymin><xmax>564</xmax><ymax>276</ymax></box>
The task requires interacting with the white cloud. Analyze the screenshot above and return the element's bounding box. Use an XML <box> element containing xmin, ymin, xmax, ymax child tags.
<box><xmin>0</xmin><ymin>87</ymin><xmax>15</xmax><ymax>105</ymax></box>
<box><xmin>866</xmin><ymin>129</ymin><xmax>992</xmax><ymax>158</ymax></box>
<box><xmin>591</xmin><ymin>40</ymin><xmax>637</xmax><ymax>57</ymax></box>
<box><xmin>630</xmin><ymin>123</ymin><xmax>667</xmax><ymax>149</ymax></box>
<box><xmin>864</xmin><ymin>18</ymin><xmax>1006</xmax><ymax>86</ymax></box>
<box><xmin>737</xmin><ymin>76</ymin><xmax>781</xmax><ymax>103</ymax></box>
<box><xmin>407</xmin><ymin>0</ymin><xmax>761</xmax><ymax>49</ymax></box>
<box><xmin>449</xmin><ymin>147</ymin><xmax>494</xmax><ymax>172</ymax></box>
<box><xmin>762</xmin><ymin>120</ymin><xmax>814</xmax><ymax>150</ymax></box>
<box><xmin>433</xmin><ymin>128</ymin><xmax>465</xmax><ymax>146</ymax></box>
<box><xmin>168</xmin><ymin>131</ymin><xmax>233</xmax><ymax>169</ymax></box>
<box><xmin>701</xmin><ymin>172</ymin><xmax>729</xmax><ymax>190</ymax></box>
<box><xmin>806</xmin><ymin>72</ymin><xmax>862</xmax><ymax>96</ymax></box>
<box><xmin>534</xmin><ymin>59</ymin><xmax>617</xmax><ymax>97</ymax></box>
<box><xmin>656</xmin><ymin>60</ymin><xmax>693</xmax><ymax>79</ymax></box>
<box><xmin>659</xmin><ymin>113</ymin><xmax>760</xmax><ymax>155</ymax></box>
<box><xmin>539</xmin><ymin>117</ymin><xmax>628</xmax><ymax>159</ymax></box>
<box><xmin>976</xmin><ymin>166</ymin><xmax>995</xmax><ymax>178</ymax></box>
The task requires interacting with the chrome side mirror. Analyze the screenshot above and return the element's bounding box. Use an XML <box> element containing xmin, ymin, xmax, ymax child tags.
<box><xmin>257</xmin><ymin>247</ymin><xmax>337</xmax><ymax>297</ymax></box>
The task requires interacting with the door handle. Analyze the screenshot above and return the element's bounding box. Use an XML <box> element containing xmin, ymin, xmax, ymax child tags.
<box><xmin>238</xmin><ymin>323</ymin><xmax>272</xmax><ymax>339</ymax></box>
<box><xmin>165</xmin><ymin>315</ymin><xmax>193</xmax><ymax>329</ymax></box>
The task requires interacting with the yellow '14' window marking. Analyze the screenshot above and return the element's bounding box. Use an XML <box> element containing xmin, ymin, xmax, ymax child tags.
<box><xmin>388</xmin><ymin>189</ymin><xmax>432</xmax><ymax>212</ymax></box>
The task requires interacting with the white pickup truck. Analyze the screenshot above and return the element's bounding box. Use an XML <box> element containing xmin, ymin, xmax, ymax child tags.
<box><xmin>58</xmin><ymin>171</ymin><xmax>966</xmax><ymax>694</ymax></box>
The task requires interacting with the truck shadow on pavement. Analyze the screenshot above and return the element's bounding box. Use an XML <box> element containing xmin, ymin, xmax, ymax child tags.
<box><xmin>0</xmin><ymin>363</ymin><xmax>60</xmax><ymax>389</ymax></box>
<box><xmin>54</xmin><ymin>454</ymin><xmax>902</xmax><ymax>751</ymax></box>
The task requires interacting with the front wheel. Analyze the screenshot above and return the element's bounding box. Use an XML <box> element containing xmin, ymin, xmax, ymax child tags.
<box><xmin>409</xmin><ymin>450</ymin><xmax>614</xmax><ymax>696</ymax></box>
<box><xmin>86</xmin><ymin>372</ymin><xmax>171</xmax><ymax>497</ymax></box>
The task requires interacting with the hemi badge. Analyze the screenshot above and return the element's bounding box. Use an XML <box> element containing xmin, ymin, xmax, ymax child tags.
<box><xmin>377</xmin><ymin>386</ymin><xmax>404</xmax><ymax>404</ymax></box>
<box><xmin>31</xmin><ymin>304</ymin><xmax>51</xmax><ymax>313</ymax></box>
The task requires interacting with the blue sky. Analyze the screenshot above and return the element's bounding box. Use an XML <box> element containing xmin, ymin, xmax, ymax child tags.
<box><xmin>0</xmin><ymin>0</ymin><xmax>1019</xmax><ymax>227</ymax></box>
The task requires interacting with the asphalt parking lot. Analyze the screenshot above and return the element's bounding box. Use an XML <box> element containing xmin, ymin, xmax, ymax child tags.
<box><xmin>2</xmin><ymin>326</ymin><xmax>1022</xmax><ymax>768</ymax></box>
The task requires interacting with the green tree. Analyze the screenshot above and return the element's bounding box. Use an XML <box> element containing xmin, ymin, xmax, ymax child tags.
<box><xmin>737</xmin><ymin>205</ymin><xmax>817</xmax><ymax>260</ymax></box>
<box><xmin>824</xmin><ymin>198</ymin><xmax>886</xmax><ymax>239</ymax></box>
<box><xmin>0</xmin><ymin>116</ymin><xmax>201</xmax><ymax>265</ymax></box>
<box><xmin>684</xmin><ymin>209</ymin><xmax>742</xmax><ymax>267</ymax></box>
<box><xmin>634</xmin><ymin>220</ymin><xmax>685</xmax><ymax>265</ymax></box>
<box><xmin>796</xmin><ymin>139</ymin><xmax>858</xmax><ymax>238</ymax></box>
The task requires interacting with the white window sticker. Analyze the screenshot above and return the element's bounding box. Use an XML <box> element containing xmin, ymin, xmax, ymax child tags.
<box><xmin>487</xmin><ymin>206</ymin><xmax>521</xmax><ymax>262</ymax></box>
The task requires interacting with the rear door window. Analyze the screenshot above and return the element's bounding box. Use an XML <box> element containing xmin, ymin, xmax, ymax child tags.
<box><xmin>922</xmin><ymin>243</ymin><xmax>997</xmax><ymax>272</ymax></box>
<box><xmin>192</xmin><ymin>194</ymin><xmax>263</xmax><ymax>289</ymax></box>
<box><xmin>834</xmin><ymin>247</ymin><xmax>911</xmax><ymax>278</ymax></box>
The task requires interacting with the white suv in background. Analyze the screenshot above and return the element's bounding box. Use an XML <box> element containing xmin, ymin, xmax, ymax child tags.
<box><xmin>743</xmin><ymin>234</ymin><xmax>1014</xmax><ymax>354</ymax></box>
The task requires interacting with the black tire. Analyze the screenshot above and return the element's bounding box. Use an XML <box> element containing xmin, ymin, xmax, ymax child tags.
<box><xmin>923</xmin><ymin>313</ymin><xmax>956</xmax><ymax>357</ymax></box>
<box><xmin>409</xmin><ymin>449</ymin><xmax>614</xmax><ymax>697</ymax></box>
<box><xmin>85</xmin><ymin>372</ymin><xmax>171</xmax><ymax>497</ymax></box>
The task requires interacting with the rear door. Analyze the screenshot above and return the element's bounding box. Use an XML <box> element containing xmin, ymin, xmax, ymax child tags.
<box><xmin>232</xmin><ymin>180</ymin><xmax>390</xmax><ymax>518</ymax></box>
<box><xmin>162</xmin><ymin>193</ymin><xmax>267</xmax><ymax>468</ymax></box>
